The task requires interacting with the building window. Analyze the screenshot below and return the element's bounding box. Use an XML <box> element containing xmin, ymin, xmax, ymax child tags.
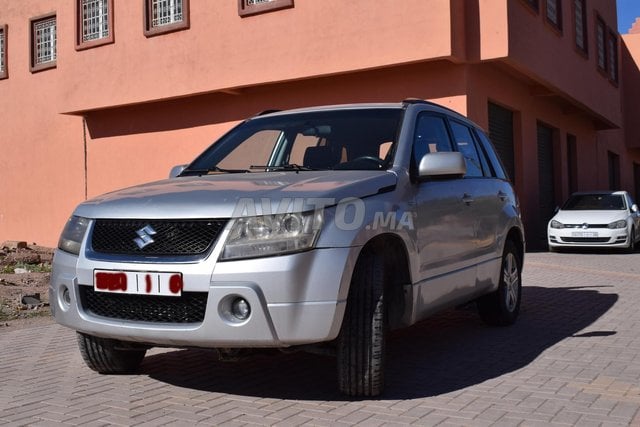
<box><xmin>545</xmin><ymin>0</ymin><xmax>562</xmax><ymax>31</ymax></box>
<box><xmin>573</xmin><ymin>0</ymin><xmax>587</xmax><ymax>55</ymax></box>
<box><xmin>523</xmin><ymin>0</ymin><xmax>539</xmax><ymax>12</ymax></box>
<box><xmin>76</xmin><ymin>0</ymin><xmax>114</xmax><ymax>50</ymax></box>
<box><xmin>30</xmin><ymin>14</ymin><xmax>56</xmax><ymax>73</ymax></box>
<box><xmin>596</xmin><ymin>16</ymin><xmax>607</xmax><ymax>72</ymax></box>
<box><xmin>0</xmin><ymin>25</ymin><xmax>7</xmax><ymax>80</ymax></box>
<box><xmin>144</xmin><ymin>0</ymin><xmax>190</xmax><ymax>37</ymax></box>
<box><xmin>238</xmin><ymin>0</ymin><xmax>294</xmax><ymax>17</ymax></box>
<box><xmin>608</xmin><ymin>30</ymin><xmax>618</xmax><ymax>83</ymax></box>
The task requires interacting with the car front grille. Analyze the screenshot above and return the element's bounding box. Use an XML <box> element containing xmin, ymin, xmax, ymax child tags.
<box><xmin>79</xmin><ymin>286</ymin><xmax>208</xmax><ymax>323</ymax></box>
<box><xmin>563</xmin><ymin>224</ymin><xmax>608</xmax><ymax>229</ymax></box>
<box><xmin>91</xmin><ymin>219</ymin><xmax>227</xmax><ymax>256</ymax></box>
<box><xmin>560</xmin><ymin>237</ymin><xmax>610</xmax><ymax>243</ymax></box>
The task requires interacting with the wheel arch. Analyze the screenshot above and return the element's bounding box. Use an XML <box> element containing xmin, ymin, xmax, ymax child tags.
<box><xmin>358</xmin><ymin>233</ymin><xmax>412</xmax><ymax>330</ymax></box>
<box><xmin>505</xmin><ymin>226</ymin><xmax>525</xmax><ymax>269</ymax></box>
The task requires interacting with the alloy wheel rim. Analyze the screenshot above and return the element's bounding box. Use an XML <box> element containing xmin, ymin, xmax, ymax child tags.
<box><xmin>503</xmin><ymin>253</ymin><xmax>519</xmax><ymax>312</ymax></box>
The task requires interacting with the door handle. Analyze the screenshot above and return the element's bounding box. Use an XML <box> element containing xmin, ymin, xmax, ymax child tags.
<box><xmin>498</xmin><ymin>191</ymin><xmax>509</xmax><ymax>202</ymax></box>
<box><xmin>462</xmin><ymin>193</ymin><xmax>475</xmax><ymax>205</ymax></box>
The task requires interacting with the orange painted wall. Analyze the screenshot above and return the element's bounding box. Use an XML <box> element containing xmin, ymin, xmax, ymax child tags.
<box><xmin>0</xmin><ymin>1</ymin><xmax>85</xmax><ymax>246</ymax></box>
<box><xmin>1</xmin><ymin>0</ymin><xmax>639</xmax><ymax>248</ymax></box>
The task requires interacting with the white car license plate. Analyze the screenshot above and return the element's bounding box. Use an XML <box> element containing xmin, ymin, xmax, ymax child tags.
<box><xmin>94</xmin><ymin>270</ymin><xmax>183</xmax><ymax>296</ymax></box>
<box><xmin>571</xmin><ymin>231</ymin><xmax>598</xmax><ymax>238</ymax></box>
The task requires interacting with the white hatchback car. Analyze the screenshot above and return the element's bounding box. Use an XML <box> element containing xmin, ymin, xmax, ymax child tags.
<box><xmin>548</xmin><ymin>191</ymin><xmax>640</xmax><ymax>252</ymax></box>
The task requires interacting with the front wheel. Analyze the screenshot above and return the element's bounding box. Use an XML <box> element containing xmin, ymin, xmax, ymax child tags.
<box><xmin>477</xmin><ymin>241</ymin><xmax>522</xmax><ymax>326</ymax></box>
<box><xmin>625</xmin><ymin>228</ymin><xmax>636</xmax><ymax>254</ymax></box>
<box><xmin>337</xmin><ymin>251</ymin><xmax>386</xmax><ymax>397</ymax></box>
<box><xmin>77</xmin><ymin>332</ymin><xmax>146</xmax><ymax>374</ymax></box>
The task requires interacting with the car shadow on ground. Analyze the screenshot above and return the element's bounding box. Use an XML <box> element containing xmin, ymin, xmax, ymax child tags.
<box><xmin>142</xmin><ymin>285</ymin><xmax>617</xmax><ymax>401</ymax></box>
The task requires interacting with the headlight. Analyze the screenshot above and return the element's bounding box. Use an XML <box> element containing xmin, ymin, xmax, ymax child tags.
<box><xmin>608</xmin><ymin>220</ymin><xmax>627</xmax><ymax>229</ymax></box>
<box><xmin>57</xmin><ymin>216</ymin><xmax>90</xmax><ymax>255</ymax></box>
<box><xmin>550</xmin><ymin>220</ymin><xmax>564</xmax><ymax>229</ymax></box>
<box><xmin>220</xmin><ymin>211</ymin><xmax>323</xmax><ymax>260</ymax></box>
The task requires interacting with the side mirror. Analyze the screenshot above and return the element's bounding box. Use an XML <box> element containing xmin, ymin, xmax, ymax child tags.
<box><xmin>632</xmin><ymin>204</ymin><xmax>639</xmax><ymax>213</ymax></box>
<box><xmin>554</xmin><ymin>206</ymin><xmax>560</xmax><ymax>214</ymax></box>
<box><xmin>418</xmin><ymin>152</ymin><xmax>466</xmax><ymax>179</ymax></box>
<box><xmin>169</xmin><ymin>164</ymin><xmax>187</xmax><ymax>178</ymax></box>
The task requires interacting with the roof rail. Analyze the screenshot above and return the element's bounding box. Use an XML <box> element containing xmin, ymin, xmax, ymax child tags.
<box><xmin>254</xmin><ymin>109</ymin><xmax>281</xmax><ymax>116</ymax></box>
<box><xmin>402</xmin><ymin>98</ymin><xmax>429</xmax><ymax>105</ymax></box>
<box><xmin>402</xmin><ymin>98</ymin><xmax>462</xmax><ymax>116</ymax></box>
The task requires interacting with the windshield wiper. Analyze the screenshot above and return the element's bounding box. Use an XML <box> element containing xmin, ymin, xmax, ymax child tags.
<box><xmin>180</xmin><ymin>166</ymin><xmax>250</xmax><ymax>176</ymax></box>
<box><xmin>249</xmin><ymin>164</ymin><xmax>319</xmax><ymax>173</ymax></box>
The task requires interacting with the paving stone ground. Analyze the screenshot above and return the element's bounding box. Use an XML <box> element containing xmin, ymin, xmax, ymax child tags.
<box><xmin>1</xmin><ymin>251</ymin><xmax>640</xmax><ymax>426</ymax></box>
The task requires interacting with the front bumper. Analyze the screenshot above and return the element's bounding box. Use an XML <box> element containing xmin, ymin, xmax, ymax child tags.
<box><xmin>548</xmin><ymin>227</ymin><xmax>631</xmax><ymax>248</ymax></box>
<box><xmin>49</xmin><ymin>247</ymin><xmax>353</xmax><ymax>348</ymax></box>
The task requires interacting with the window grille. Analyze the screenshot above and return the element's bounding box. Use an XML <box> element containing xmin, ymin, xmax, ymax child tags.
<box><xmin>574</xmin><ymin>0</ymin><xmax>587</xmax><ymax>53</ymax></box>
<box><xmin>82</xmin><ymin>0</ymin><xmax>109</xmax><ymax>42</ymax></box>
<box><xmin>34</xmin><ymin>17</ymin><xmax>56</xmax><ymax>65</ymax></box>
<box><xmin>596</xmin><ymin>18</ymin><xmax>606</xmax><ymax>71</ymax></box>
<box><xmin>546</xmin><ymin>0</ymin><xmax>561</xmax><ymax>29</ymax></box>
<box><xmin>0</xmin><ymin>28</ymin><xmax>4</xmax><ymax>74</ymax></box>
<box><xmin>238</xmin><ymin>0</ymin><xmax>294</xmax><ymax>17</ymax></box>
<box><xmin>151</xmin><ymin>0</ymin><xmax>183</xmax><ymax>27</ymax></box>
<box><xmin>608</xmin><ymin>32</ymin><xmax>618</xmax><ymax>82</ymax></box>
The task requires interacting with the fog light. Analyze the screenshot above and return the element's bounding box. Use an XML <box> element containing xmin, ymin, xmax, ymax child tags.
<box><xmin>62</xmin><ymin>286</ymin><xmax>71</xmax><ymax>306</ymax></box>
<box><xmin>231</xmin><ymin>298</ymin><xmax>250</xmax><ymax>321</ymax></box>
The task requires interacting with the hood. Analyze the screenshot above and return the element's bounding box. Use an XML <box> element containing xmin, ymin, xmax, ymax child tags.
<box><xmin>551</xmin><ymin>209</ymin><xmax>628</xmax><ymax>225</ymax></box>
<box><xmin>75</xmin><ymin>171</ymin><xmax>397</xmax><ymax>219</ymax></box>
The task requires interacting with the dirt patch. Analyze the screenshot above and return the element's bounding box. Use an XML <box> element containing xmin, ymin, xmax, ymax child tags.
<box><xmin>0</xmin><ymin>244</ymin><xmax>54</xmax><ymax>330</ymax></box>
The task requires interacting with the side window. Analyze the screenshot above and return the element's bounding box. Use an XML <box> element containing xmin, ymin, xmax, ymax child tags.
<box><xmin>413</xmin><ymin>114</ymin><xmax>453</xmax><ymax>168</ymax></box>
<box><xmin>449</xmin><ymin>121</ymin><xmax>484</xmax><ymax>178</ymax></box>
<box><xmin>474</xmin><ymin>129</ymin><xmax>508</xmax><ymax>180</ymax></box>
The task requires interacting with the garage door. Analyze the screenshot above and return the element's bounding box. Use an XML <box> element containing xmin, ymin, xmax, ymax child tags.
<box><xmin>537</xmin><ymin>123</ymin><xmax>556</xmax><ymax>240</ymax></box>
<box><xmin>488</xmin><ymin>102</ymin><xmax>515</xmax><ymax>181</ymax></box>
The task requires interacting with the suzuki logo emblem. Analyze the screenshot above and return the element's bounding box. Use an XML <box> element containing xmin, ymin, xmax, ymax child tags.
<box><xmin>134</xmin><ymin>225</ymin><xmax>157</xmax><ymax>249</ymax></box>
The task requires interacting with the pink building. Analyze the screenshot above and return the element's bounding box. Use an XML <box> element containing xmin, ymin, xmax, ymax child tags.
<box><xmin>1</xmin><ymin>0</ymin><xmax>640</xmax><ymax>248</ymax></box>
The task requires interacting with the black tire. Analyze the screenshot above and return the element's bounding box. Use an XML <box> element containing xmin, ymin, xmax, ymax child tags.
<box><xmin>337</xmin><ymin>251</ymin><xmax>386</xmax><ymax>397</ymax></box>
<box><xmin>77</xmin><ymin>332</ymin><xmax>146</xmax><ymax>374</ymax></box>
<box><xmin>625</xmin><ymin>228</ymin><xmax>636</xmax><ymax>254</ymax></box>
<box><xmin>477</xmin><ymin>241</ymin><xmax>522</xmax><ymax>326</ymax></box>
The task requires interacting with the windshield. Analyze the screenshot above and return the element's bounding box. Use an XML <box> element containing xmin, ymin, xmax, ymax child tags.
<box><xmin>181</xmin><ymin>108</ymin><xmax>403</xmax><ymax>175</ymax></box>
<box><xmin>562</xmin><ymin>194</ymin><xmax>626</xmax><ymax>210</ymax></box>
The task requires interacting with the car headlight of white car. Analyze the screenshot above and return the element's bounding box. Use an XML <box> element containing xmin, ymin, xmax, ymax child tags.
<box><xmin>58</xmin><ymin>215</ymin><xmax>91</xmax><ymax>255</ymax></box>
<box><xmin>550</xmin><ymin>220</ymin><xmax>564</xmax><ymax>229</ymax></box>
<box><xmin>221</xmin><ymin>211</ymin><xmax>323</xmax><ymax>260</ymax></box>
<box><xmin>608</xmin><ymin>220</ymin><xmax>627</xmax><ymax>229</ymax></box>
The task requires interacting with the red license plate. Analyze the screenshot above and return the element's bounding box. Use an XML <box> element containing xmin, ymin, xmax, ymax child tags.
<box><xmin>94</xmin><ymin>270</ymin><xmax>183</xmax><ymax>296</ymax></box>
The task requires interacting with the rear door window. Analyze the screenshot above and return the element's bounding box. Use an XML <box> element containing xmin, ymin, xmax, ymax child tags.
<box><xmin>449</xmin><ymin>121</ymin><xmax>484</xmax><ymax>178</ymax></box>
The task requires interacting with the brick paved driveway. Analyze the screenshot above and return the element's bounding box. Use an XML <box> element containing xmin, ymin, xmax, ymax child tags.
<box><xmin>1</xmin><ymin>251</ymin><xmax>640</xmax><ymax>426</ymax></box>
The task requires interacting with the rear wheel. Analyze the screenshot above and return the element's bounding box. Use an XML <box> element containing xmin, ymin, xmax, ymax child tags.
<box><xmin>477</xmin><ymin>241</ymin><xmax>522</xmax><ymax>326</ymax></box>
<box><xmin>337</xmin><ymin>251</ymin><xmax>386</xmax><ymax>397</ymax></box>
<box><xmin>77</xmin><ymin>332</ymin><xmax>146</xmax><ymax>374</ymax></box>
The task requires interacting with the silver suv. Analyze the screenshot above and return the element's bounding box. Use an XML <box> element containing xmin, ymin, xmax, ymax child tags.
<box><xmin>50</xmin><ymin>100</ymin><xmax>525</xmax><ymax>397</ymax></box>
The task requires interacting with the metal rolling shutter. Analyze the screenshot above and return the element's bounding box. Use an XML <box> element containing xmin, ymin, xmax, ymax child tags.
<box><xmin>537</xmin><ymin>123</ymin><xmax>555</xmax><ymax>239</ymax></box>
<box><xmin>488</xmin><ymin>102</ymin><xmax>515</xmax><ymax>181</ymax></box>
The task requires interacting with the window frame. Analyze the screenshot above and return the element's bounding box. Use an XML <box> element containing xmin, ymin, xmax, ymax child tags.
<box><xmin>76</xmin><ymin>0</ymin><xmax>114</xmax><ymax>50</ymax></box>
<box><xmin>0</xmin><ymin>24</ymin><xmax>7</xmax><ymax>80</ymax></box>
<box><xmin>238</xmin><ymin>0</ymin><xmax>294</xmax><ymax>18</ymax></box>
<box><xmin>143</xmin><ymin>0</ymin><xmax>190</xmax><ymax>37</ymax></box>
<box><xmin>544</xmin><ymin>0</ymin><xmax>563</xmax><ymax>33</ymax></box>
<box><xmin>29</xmin><ymin>13</ymin><xmax>57</xmax><ymax>73</ymax></box>
<box><xmin>573</xmin><ymin>0</ymin><xmax>588</xmax><ymax>57</ymax></box>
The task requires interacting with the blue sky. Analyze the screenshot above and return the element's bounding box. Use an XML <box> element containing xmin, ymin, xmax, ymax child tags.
<box><xmin>618</xmin><ymin>0</ymin><xmax>640</xmax><ymax>34</ymax></box>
